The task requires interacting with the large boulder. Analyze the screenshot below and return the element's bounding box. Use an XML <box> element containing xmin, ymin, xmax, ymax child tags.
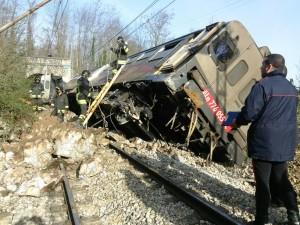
<box><xmin>23</xmin><ymin>139</ymin><xmax>54</xmax><ymax>169</ymax></box>
<box><xmin>16</xmin><ymin>169</ymin><xmax>63</xmax><ymax>197</ymax></box>
<box><xmin>55</xmin><ymin>130</ymin><xmax>97</xmax><ymax>161</ymax></box>
<box><xmin>79</xmin><ymin>157</ymin><xmax>104</xmax><ymax>177</ymax></box>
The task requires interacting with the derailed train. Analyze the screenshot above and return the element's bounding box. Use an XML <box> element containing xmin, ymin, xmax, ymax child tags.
<box><xmin>67</xmin><ymin>21</ymin><xmax>270</xmax><ymax>164</ymax></box>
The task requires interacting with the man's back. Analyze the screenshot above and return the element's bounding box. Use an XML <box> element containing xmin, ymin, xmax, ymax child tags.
<box><xmin>246</xmin><ymin>72</ymin><xmax>298</xmax><ymax>161</ymax></box>
<box><xmin>256</xmin><ymin>73</ymin><xmax>297</xmax><ymax>126</ymax></box>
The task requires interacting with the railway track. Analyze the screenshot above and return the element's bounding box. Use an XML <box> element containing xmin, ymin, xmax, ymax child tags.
<box><xmin>109</xmin><ymin>142</ymin><xmax>244</xmax><ymax>225</ymax></box>
<box><xmin>50</xmin><ymin>142</ymin><xmax>244</xmax><ymax>225</ymax></box>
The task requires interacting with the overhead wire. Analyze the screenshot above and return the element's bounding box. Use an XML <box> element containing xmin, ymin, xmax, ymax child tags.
<box><xmin>127</xmin><ymin>0</ymin><xmax>176</xmax><ymax>38</ymax></box>
<box><xmin>95</xmin><ymin>0</ymin><xmax>161</xmax><ymax>56</ymax></box>
<box><xmin>176</xmin><ymin>0</ymin><xmax>249</xmax><ymax>29</ymax></box>
<box><xmin>97</xmin><ymin>0</ymin><xmax>243</xmax><ymax>66</ymax></box>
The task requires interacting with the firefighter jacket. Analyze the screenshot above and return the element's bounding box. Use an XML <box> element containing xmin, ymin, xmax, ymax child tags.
<box><xmin>29</xmin><ymin>83</ymin><xmax>44</xmax><ymax>98</ymax></box>
<box><xmin>236</xmin><ymin>71</ymin><xmax>298</xmax><ymax>162</ymax></box>
<box><xmin>53</xmin><ymin>93</ymin><xmax>69</xmax><ymax>113</ymax></box>
<box><xmin>77</xmin><ymin>76</ymin><xmax>90</xmax><ymax>97</ymax></box>
<box><xmin>111</xmin><ymin>41</ymin><xmax>129</xmax><ymax>61</ymax></box>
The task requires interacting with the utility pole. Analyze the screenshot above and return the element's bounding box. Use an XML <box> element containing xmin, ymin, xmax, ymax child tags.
<box><xmin>0</xmin><ymin>0</ymin><xmax>53</xmax><ymax>34</ymax></box>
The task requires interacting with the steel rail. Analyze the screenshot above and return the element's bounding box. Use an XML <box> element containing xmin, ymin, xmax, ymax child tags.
<box><xmin>109</xmin><ymin>142</ymin><xmax>244</xmax><ymax>225</ymax></box>
<box><xmin>58</xmin><ymin>157</ymin><xmax>81</xmax><ymax>225</ymax></box>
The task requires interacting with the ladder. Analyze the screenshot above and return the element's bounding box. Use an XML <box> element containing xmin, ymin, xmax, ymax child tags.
<box><xmin>82</xmin><ymin>65</ymin><xmax>125</xmax><ymax>126</ymax></box>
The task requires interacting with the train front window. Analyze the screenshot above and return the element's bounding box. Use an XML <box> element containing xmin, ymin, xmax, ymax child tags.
<box><xmin>214</xmin><ymin>40</ymin><xmax>233</xmax><ymax>64</ymax></box>
<box><xmin>210</xmin><ymin>32</ymin><xmax>237</xmax><ymax>71</ymax></box>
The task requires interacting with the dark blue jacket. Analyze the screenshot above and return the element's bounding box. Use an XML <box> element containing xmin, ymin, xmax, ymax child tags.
<box><xmin>236</xmin><ymin>71</ymin><xmax>298</xmax><ymax>161</ymax></box>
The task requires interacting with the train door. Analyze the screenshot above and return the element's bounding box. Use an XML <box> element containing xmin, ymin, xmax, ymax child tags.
<box><xmin>40</xmin><ymin>74</ymin><xmax>51</xmax><ymax>102</ymax></box>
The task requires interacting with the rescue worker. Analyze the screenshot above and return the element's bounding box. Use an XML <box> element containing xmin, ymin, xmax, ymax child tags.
<box><xmin>29</xmin><ymin>76</ymin><xmax>44</xmax><ymax>111</ymax></box>
<box><xmin>76</xmin><ymin>70</ymin><xmax>90</xmax><ymax>122</ymax></box>
<box><xmin>232</xmin><ymin>54</ymin><xmax>299</xmax><ymax>225</ymax></box>
<box><xmin>51</xmin><ymin>86</ymin><xmax>69</xmax><ymax>122</ymax></box>
<box><xmin>110</xmin><ymin>36</ymin><xmax>129</xmax><ymax>74</ymax></box>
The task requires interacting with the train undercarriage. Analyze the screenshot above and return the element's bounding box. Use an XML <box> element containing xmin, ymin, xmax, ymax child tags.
<box><xmin>82</xmin><ymin>80</ymin><xmax>238</xmax><ymax>164</ymax></box>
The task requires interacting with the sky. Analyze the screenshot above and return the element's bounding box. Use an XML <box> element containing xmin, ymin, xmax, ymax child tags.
<box><xmin>27</xmin><ymin>0</ymin><xmax>300</xmax><ymax>83</ymax></box>
<box><xmin>97</xmin><ymin>0</ymin><xmax>300</xmax><ymax>84</ymax></box>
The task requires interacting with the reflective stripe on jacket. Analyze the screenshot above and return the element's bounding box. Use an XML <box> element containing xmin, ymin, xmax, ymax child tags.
<box><xmin>117</xmin><ymin>59</ymin><xmax>127</xmax><ymax>65</ymax></box>
<box><xmin>30</xmin><ymin>94</ymin><xmax>42</xmax><ymax>99</ymax></box>
<box><xmin>76</xmin><ymin>93</ymin><xmax>87</xmax><ymax>105</ymax></box>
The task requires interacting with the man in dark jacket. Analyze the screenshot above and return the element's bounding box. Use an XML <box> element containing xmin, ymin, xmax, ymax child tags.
<box><xmin>234</xmin><ymin>54</ymin><xmax>299</xmax><ymax>225</ymax></box>
<box><xmin>52</xmin><ymin>86</ymin><xmax>69</xmax><ymax>122</ymax></box>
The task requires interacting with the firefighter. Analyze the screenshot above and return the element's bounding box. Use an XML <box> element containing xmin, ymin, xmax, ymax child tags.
<box><xmin>110</xmin><ymin>36</ymin><xmax>129</xmax><ymax>74</ymax></box>
<box><xmin>76</xmin><ymin>70</ymin><xmax>90</xmax><ymax>122</ymax></box>
<box><xmin>51</xmin><ymin>86</ymin><xmax>69</xmax><ymax>122</ymax></box>
<box><xmin>29</xmin><ymin>76</ymin><xmax>44</xmax><ymax>111</ymax></box>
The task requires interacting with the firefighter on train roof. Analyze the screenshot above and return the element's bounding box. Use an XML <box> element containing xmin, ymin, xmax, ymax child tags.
<box><xmin>110</xmin><ymin>36</ymin><xmax>129</xmax><ymax>74</ymax></box>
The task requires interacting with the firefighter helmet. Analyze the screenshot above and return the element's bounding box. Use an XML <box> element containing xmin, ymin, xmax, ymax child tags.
<box><xmin>117</xmin><ymin>36</ymin><xmax>124</xmax><ymax>41</ymax></box>
<box><xmin>55</xmin><ymin>86</ymin><xmax>62</xmax><ymax>92</ymax></box>
<box><xmin>81</xmin><ymin>70</ymin><xmax>91</xmax><ymax>78</ymax></box>
<box><xmin>34</xmin><ymin>76</ymin><xmax>41</xmax><ymax>83</ymax></box>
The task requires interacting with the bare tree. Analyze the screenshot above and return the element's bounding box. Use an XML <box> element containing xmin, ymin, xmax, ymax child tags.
<box><xmin>25</xmin><ymin>0</ymin><xmax>37</xmax><ymax>56</ymax></box>
<box><xmin>70</xmin><ymin>0</ymin><xmax>123</xmax><ymax>72</ymax></box>
<box><xmin>141</xmin><ymin>11</ymin><xmax>173</xmax><ymax>48</ymax></box>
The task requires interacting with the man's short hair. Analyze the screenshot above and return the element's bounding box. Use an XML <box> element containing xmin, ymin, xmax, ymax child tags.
<box><xmin>264</xmin><ymin>54</ymin><xmax>285</xmax><ymax>72</ymax></box>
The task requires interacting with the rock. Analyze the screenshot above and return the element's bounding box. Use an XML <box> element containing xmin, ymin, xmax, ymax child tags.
<box><xmin>5</xmin><ymin>152</ymin><xmax>14</xmax><ymax>162</ymax></box>
<box><xmin>16</xmin><ymin>177</ymin><xmax>46</xmax><ymax>197</ymax></box>
<box><xmin>64</xmin><ymin>111</ymin><xmax>78</xmax><ymax>122</ymax></box>
<box><xmin>0</xmin><ymin>186</ymin><xmax>9</xmax><ymax>196</ymax></box>
<box><xmin>1</xmin><ymin>142</ymin><xmax>18</xmax><ymax>153</ymax></box>
<box><xmin>17</xmin><ymin>170</ymin><xmax>62</xmax><ymax>197</ymax></box>
<box><xmin>6</xmin><ymin>184</ymin><xmax>17</xmax><ymax>192</ymax></box>
<box><xmin>0</xmin><ymin>151</ymin><xmax>4</xmax><ymax>160</ymax></box>
<box><xmin>23</xmin><ymin>139</ymin><xmax>53</xmax><ymax>169</ymax></box>
<box><xmin>0</xmin><ymin>213</ymin><xmax>11</xmax><ymax>224</ymax></box>
<box><xmin>79</xmin><ymin>158</ymin><xmax>103</xmax><ymax>177</ymax></box>
<box><xmin>55</xmin><ymin>130</ymin><xmax>97</xmax><ymax>161</ymax></box>
<box><xmin>1</xmin><ymin>167</ymin><xmax>33</xmax><ymax>189</ymax></box>
<box><xmin>97</xmin><ymin>135</ymin><xmax>110</xmax><ymax>146</ymax></box>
